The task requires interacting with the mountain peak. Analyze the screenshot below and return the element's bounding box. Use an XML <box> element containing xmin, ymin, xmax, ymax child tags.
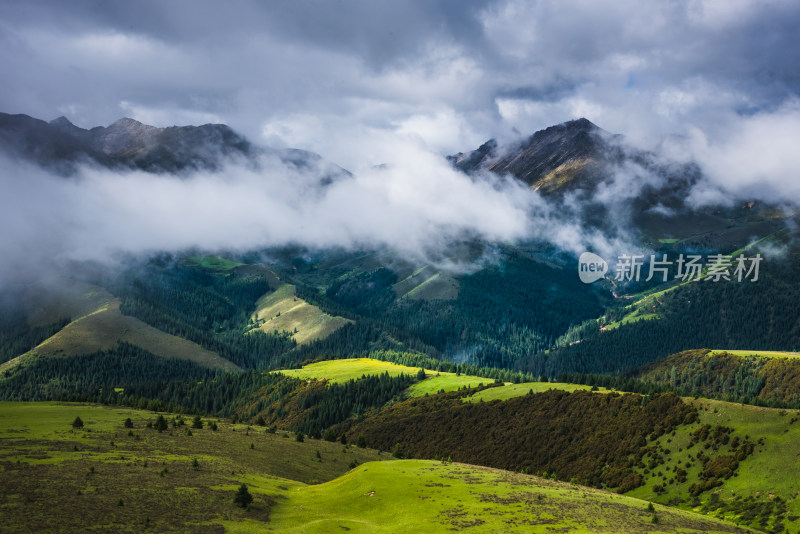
<box><xmin>451</xmin><ymin>118</ymin><xmax>608</xmax><ymax>193</ymax></box>
<box><xmin>563</xmin><ymin>117</ymin><xmax>597</xmax><ymax>130</ymax></box>
<box><xmin>106</xmin><ymin>117</ymin><xmax>158</xmax><ymax>131</ymax></box>
<box><xmin>49</xmin><ymin>116</ymin><xmax>75</xmax><ymax>128</ymax></box>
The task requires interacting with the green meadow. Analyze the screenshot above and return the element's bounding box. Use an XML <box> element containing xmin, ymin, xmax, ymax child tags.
<box><xmin>274</xmin><ymin>358</ymin><xmax>607</xmax><ymax>400</ymax></box>
<box><xmin>710</xmin><ymin>349</ymin><xmax>800</xmax><ymax>359</ymax></box>
<box><xmin>251</xmin><ymin>460</ymin><xmax>752</xmax><ymax>533</ymax></box>
<box><xmin>465</xmin><ymin>381</ymin><xmax>611</xmax><ymax>402</ymax></box>
<box><xmin>0</xmin><ymin>402</ymin><xmax>384</xmax><ymax>533</ymax></box>
<box><xmin>275</xmin><ymin>358</ymin><xmax>494</xmax><ymax>396</ymax></box>
<box><xmin>0</xmin><ymin>402</ymin><xmax>753</xmax><ymax>534</ymax></box>
<box><xmin>627</xmin><ymin>398</ymin><xmax>800</xmax><ymax>532</ymax></box>
<box><xmin>275</xmin><ymin>358</ymin><xmax>424</xmax><ymax>383</ymax></box>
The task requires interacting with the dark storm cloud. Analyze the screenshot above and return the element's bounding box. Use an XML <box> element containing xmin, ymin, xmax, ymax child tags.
<box><xmin>0</xmin><ymin>0</ymin><xmax>799</xmax><ymax>257</ymax></box>
<box><xmin>2</xmin><ymin>0</ymin><xmax>799</xmax><ymax>158</ymax></box>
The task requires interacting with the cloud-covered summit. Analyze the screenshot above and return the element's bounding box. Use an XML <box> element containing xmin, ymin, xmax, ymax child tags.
<box><xmin>1</xmin><ymin>0</ymin><xmax>799</xmax><ymax>287</ymax></box>
<box><xmin>1</xmin><ymin>0</ymin><xmax>798</xmax><ymax>174</ymax></box>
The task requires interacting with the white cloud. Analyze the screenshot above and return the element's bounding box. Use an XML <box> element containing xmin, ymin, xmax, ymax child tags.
<box><xmin>686</xmin><ymin>100</ymin><xmax>800</xmax><ymax>204</ymax></box>
<box><xmin>1</xmin><ymin>0</ymin><xmax>799</xmax><ymax>281</ymax></box>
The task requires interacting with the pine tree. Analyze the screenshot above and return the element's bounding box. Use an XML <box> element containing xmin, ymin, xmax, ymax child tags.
<box><xmin>234</xmin><ymin>483</ymin><xmax>253</xmax><ymax>508</ymax></box>
<box><xmin>154</xmin><ymin>415</ymin><xmax>168</xmax><ymax>432</ymax></box>
<box><xmin>72</xmin><ymin>416</ymin><xmax>84</xmax><ymax>429</ymax></box>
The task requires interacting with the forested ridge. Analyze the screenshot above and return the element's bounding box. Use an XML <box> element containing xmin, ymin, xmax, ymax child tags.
<box><xmin>317</xmin><ymin>248</ymin><xmax>608</xmax><ymax>368</ymax></box>
<box><xmin>635</xmin><ymin>349</ymin><xmax>800</xmax><ymax>407</ymax></box>
<box><xmin>112</xmin><ymin>261</ymin><xmax>297</xmax><ymax>369</ymax></box>
<box><xmin>520</xmin><ymin>258</ymin><xmax>800</xmax><ymax>377</ymax></box>
<box><xmin>0</xmin><ymin>342</ymin><xmax>215</xmax><ymax>401</ymax></box>
<box><xmin>346</xmin><ymin>389</ymin><xmax>695</xmax><ymax>490</ymax></box>
<box><xmin>0</xmin><ymin>318</ymin><xmax>69</xmax><ymax>365</ymax></box>
<box><xmin>2</xmin><ymin>245</ymin><xmax>800</xmax><ymax>425</ymax></box>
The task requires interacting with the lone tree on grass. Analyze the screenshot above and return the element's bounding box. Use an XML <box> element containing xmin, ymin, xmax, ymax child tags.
<box><xmin>154</xmin><ymin>415</ymin><xmax>168</xmax><ymax>432</ymax></box>
<box><xmin>234</xmin><ymin>483</ymin><xmax>253</xmax><ymax>508</ymax></box>
<box><xmin>192</xmin><ymin>415</ymin><xmax>204</xmax><ymax>429</ymax></box>
<box><xmin>72</xmin><ymin>416</ymin><xmax>84</xmax><ymax>429</ymax></box>
<box><xmin>123</xmin><ymin>417</ymin><xmax>133</xmax><ymax>429</ymax></box>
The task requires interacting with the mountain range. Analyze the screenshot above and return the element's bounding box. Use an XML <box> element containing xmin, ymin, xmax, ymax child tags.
<box><xmin>0</xmin><ymin>112</ymin><xmax>350</xmax><ymax>183</ymax></box>
<box><xmin>2</xmin><ymin>110</ymin><xmax>800</xmax><ymax>533</ymax></box>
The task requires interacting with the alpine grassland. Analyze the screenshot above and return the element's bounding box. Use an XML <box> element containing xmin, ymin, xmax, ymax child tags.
<box><xmin>275</xmin><ymin>357</ymin><xmax>423</xmax><ymax>383</ymax></box>
<box><xmin>0</xmin><ymin>402</ymin><xmax>754</xmax><ymax>534</ymax></box>
<box><xmin>250</xmin><ymin>283</ymin><xmax>352</xmax><ymax>344</ymax></box>
<box><xmin>0</xmin><ymin>402</ymin><xmax>384</xmax><ymax>532</ymax></box>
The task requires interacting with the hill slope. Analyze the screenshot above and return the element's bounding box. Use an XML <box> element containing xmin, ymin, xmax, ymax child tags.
<box><xmin>0</xmin><ymin>402</ymin><xmax>752</xmax><ymax>534</ymax></box>
<box><xmin>1</xmin><ymin>297</ymin><xmax>237</xmax><ymax>374</ymax></box>
<box><xmin>251</xmin><ymin>284</ymin><xmax>352</xmax><ymax>345</ymax></box>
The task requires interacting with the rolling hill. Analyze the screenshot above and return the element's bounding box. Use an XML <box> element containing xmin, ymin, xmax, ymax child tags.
<box><xmin>0</xmin><ymin>281</ymin><xmax>237</xmax><ymax>375</ymax></box>
<box><xmin>0</xmin><ymin>402</ymin><xmax>755</xmax><ymax>534</ymax></box>
<box><xmin>250</xmin><ymin>284</ymin><xmax>352</xmax><ymax>345</ymax></box>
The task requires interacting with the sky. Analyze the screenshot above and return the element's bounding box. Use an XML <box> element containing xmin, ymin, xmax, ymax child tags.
<box><xmin>1</xmin><ymin>0</ymin><xmax>799</xmax><ymax>167</ymax></box>
<box><xmin>1</xmin><ymin>0</ymin><xmax>800</xmax><ymax>283</ymax></box>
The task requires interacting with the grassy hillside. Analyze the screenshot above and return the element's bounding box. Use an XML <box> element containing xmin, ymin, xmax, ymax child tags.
<box><xmin>259</xmin><ymin>460</ymin><xmax>751</xmax><ymax>534</ymax></box>
<box><xmin>274</xmin><ymin>358</ymin><xmax>496</xmax><ymax>397</ymax></box>
<box><xmin>251</xmin><ymin>284</ymin><xmax>351</xmax><ymax>344</ymax></box>
<box><xmin>627</xmin><ymin>397</ymin><xmax>800</xmax><ymax>532</ymax></box>
<box><xmin>0</xmin><ymin>401</ymin><xmax>384</xmax><ymax>533</ymax></box>
<box><xmin>274</xmin><ymin>358</ymin><xmax>613</xmax><ymax>400</ymax></box>
<box><xmin>0</xmin><ymin>402</ymin><xmax>752</xmax><ymax>534</ymax></box>
<box><xmin>344</xmin><ymin>382</ymin><xmax>800</xmax><ymax>532</ymax></box>
<box><xmin>276</xmin><ymin>358</ymin><xmax>423</xmax><ymax>383</ymax></box>
<box><xmin>465</xmin><ymin>381</ymin><xmax>611</xmax><ymax>402</ymax></box>
<box><xmin>710</xmin><ymin>350</ymin><xmax>800</xmax><ymax>359</ymax></box>
<box><xmin>0</xmin><ymin>298</ymin><xmax>237</xmax><ymax>374</ymax></box>
<box><xmin>392</xmin><ymin>265</ymin><xmax>459</xmax><ymax>301</ymax></box>
<box><xmin>406</xmin><ymin>373</ymin><xmax>490</xmax><ymax>396</ymax></box>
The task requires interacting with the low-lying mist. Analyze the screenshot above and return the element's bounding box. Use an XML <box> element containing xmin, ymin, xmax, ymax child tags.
<box><xmin>1</xmin><ymin>119</ymin><xmax>795</xmax><ymax>291</ymax></box>
<box><xmin>0</xmin><ymin>140</ymin><xmax>592</xmax><ymax>288</ymax></box>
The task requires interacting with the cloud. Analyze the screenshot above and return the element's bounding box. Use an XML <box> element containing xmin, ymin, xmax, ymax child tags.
<box><xmin>0</xmin><ymin>139</ymin><xmax>533</xmax><ymax>285</ymax></box>
<box><xmin>3</xmin><ymin>0</ymin><xmax>797</xmax><ymax>159</ymax></box>
<box><xmin>1</xmin><ymin>120</ymin><xmax>656</xmax><ymax>289</ymax></box>
<box><xmin>684</xmin><ymin>100</ymin><xmax>800</xmax><ymax>205</ymax></box>
<box><xmin>1</xmin><ymin>0</ymin><xmax>799</xmax><ymax>283</ymax></box>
